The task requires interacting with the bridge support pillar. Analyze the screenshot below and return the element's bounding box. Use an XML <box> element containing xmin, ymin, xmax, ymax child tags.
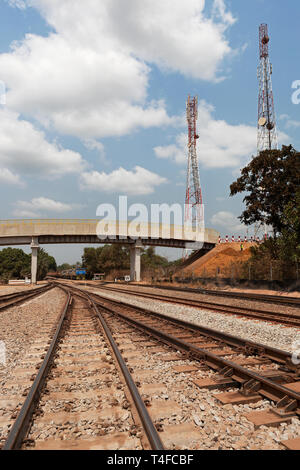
<box><xmin>130</xmin><ymin>241</ymin><xmax>143</xmax><ymax>282</ymax></box>
<box><xmin>31</xmin><ymin>237</ymin><xmax>39</xmax><ymax>285</ymax></box>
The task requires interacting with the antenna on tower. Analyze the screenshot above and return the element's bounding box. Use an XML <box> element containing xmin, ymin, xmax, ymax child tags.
<box><xmin>257</xmin><ymin>24</ymin><xmax>278</xmax><ymax>152</ymax></box>
<box><xmin>184</xmin><ymin>96</ymin><xmax>204</xmax><ymax>252</ymax></box>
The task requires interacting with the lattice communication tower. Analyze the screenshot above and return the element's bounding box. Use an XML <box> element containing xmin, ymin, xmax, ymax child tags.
<box><xmin>257</xmin><ymin>24</ymin><xmax>278</xmax><ymax>152</ymax></box>
<box><xmin>184</xmin><ymin>95</ymin><xmax>203</xmax><ymax>229</ymax></box>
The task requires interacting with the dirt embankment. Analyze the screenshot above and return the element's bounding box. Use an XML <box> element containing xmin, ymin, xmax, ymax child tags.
<box><xmin>180</xmin><ymin>243</ymin><xmax>254</xmax><ymax>278</ymax></box>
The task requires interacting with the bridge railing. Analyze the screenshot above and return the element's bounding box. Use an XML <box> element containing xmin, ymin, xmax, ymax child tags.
<box><xmin>0</xmin><ymin>219</ymin><xmax>100</xmax><ymax>225</ymax></box>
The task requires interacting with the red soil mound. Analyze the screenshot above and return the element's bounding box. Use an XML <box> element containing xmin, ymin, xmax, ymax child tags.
<box><xmin>180</xmin><ymin>243</ymin><xmax>253</xmax><ymax>278</ymax></box>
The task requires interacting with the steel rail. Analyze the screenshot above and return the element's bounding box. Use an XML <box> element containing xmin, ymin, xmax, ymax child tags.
<box><xmin>51</xmin><ymin>285</ymin><xmax>164</xmax><ymax>449</ymax></box>
<box><xmin>88</xmin><ymin>295</ymin><xmax>164</xmax><ymax>450</ymax></box>
<box><xmin>0</xmin><ymin>284</ymin><xmax>54</xmax><ymax>312</ymax></box>
<box><xmin>129</xmin><ymin>282</ymin><xmax>300</xmax><ymax>308</ymax></box>
<box><xmin>59</xmin><ymin>283</ymin><xmax>295</xmax><ymax>367</ymax></box>
<box><xmin>93</xmin><ymin>296</ymin><xmax>300</xmax><ymax>414</ymax></box>
<box><xmin>2</xmin><ymin>289</ymin><xmax>71</xmax><ymax>450</ymax></box>
<box><xmin>88</xmin><ymin>292</ymin><xmax>295</xmax><ymax>366</ymax></box>
<box><xmin>0</xmin><ymin>285</ymin><xmax>50</xmax><ymax>302</ymax></box>
<box><xmin>4</xmin><ymin>280</ymin><xmax>164</xmax><ymax>451</ymax></box>
<box><xmin>96</xmin><ymin>285</ymin><xmax>300</xmax><ymax>328</ymax></box>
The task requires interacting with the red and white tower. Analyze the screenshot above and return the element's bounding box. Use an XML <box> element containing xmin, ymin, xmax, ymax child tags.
<box><xmin>257</xmin><ymin>24</ymin><xmax>278</xmax><ymax>152</ymax></box>
<box><xmin>184</xmin><ymin>95</ymin><xmax>203</xmax><ymax>229</ymax></box>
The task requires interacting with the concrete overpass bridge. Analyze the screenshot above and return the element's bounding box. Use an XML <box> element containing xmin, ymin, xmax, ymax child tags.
<box><xmin>0</xmin><ymin>219</ymin><xmax>219</xmax><ymax>283</ymax></box>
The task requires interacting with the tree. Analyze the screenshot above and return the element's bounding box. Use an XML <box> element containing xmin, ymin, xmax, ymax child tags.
<box><xmin>141</xmin><ymin>247</ymin><xmax>169</xmax><ymax>269</ymax></box>
<box><xmin>57</xmin><ymin>263</ymin><xmax>74</xmax><ymax>272</ymax></box>
<box><xmin>82</xmin><ymin>244</ymin><xmax>173</xmax><ymax>278</ymax></box>
<box><xmin>230</xmin><ymin>145</ymin><xmax>300</xmax><ymax>279</ymax></box>
<box><xmin>0</xmin><ymin>248</ymin><xmax>31</xmax><ymax>281</ymax></box>
<box><xmin>277</xmin><ymin>188</ymin><xmax>300</xmax><ymax>263</ymax></box>
<box><xmin>230</xmin><ymin>145</ymin><xmax>300</xmax><ymax>235</ymax></box>
<box><xmin>36</xmin><ymin>248</ymin><xmax>57</xmax><ymax>280</ymax></box>
<box><xmin>82</xmin><ymin>245</ymin><xmax>130</xmax><ymax>277</ymax></box>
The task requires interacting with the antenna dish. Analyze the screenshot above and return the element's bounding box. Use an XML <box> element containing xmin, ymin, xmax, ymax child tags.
<box><xmin>262</xmin><ymin>35</ymin><xmax>269</xmax><ymax>45</ymax></box>
<box><xmin>258</xmin><ymin>117</ymin><xmax>267</xmax><ymax>127</ymax></box>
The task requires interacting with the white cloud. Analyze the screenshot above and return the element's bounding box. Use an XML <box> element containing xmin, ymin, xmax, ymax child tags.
<box><xmin>0</xmin><ymin>109</ymin><xmax>85</xmax><ymax>178</ymax></box>
<box><xmin>211</xmin><ymin>211</ymin><xmax>273</xmax><ymax>238</ymax></box>
<box><xmin>1</xmin><ymin>32</ymin><xmax>165</xmax><ymax>139</ymax></box>
<box><xmin>154</xmin><ymin>101</ymin><xmax>257</xmax><ymax>169</ymax></box>
<box><xmin>13</xmin><ymin>210</ymin><xmax>40</xmax><ymax>219</ymax></box>
<box><xmin>12</xmin><ymin>197</ymin><xmax>80</xmax><ymax>218</ymax></box>
<box><xmin>155</xmin><ymin>103</ymin><xmax>291</xmax><ymax>170</ymax></box>
<box><xmin>276</xmin><ymin>114</ymin><xmax>299</xmax><ymax>133</ymax></box>
<box><xmin>100</xmin><ymin>0</ymin><xmax>235</xmax><ymax>80</ymax></box>
<box><xmin>211</xmin><ymin>211</ymin><xmax>245</xmax><ymax>234</ymax></box>
<box><xmin>1</xmin><ymin>0</ymin><xmax>237</xmax><ymax>139</ymax></box>
<box><xmin>6</xmin><ymin>0</ymin><xmax>26</xmax><ymax>9</ymax></box>
<box><xmin>80</xmin><ymin>166</ymin><xmax>167</xmax><ymax>195</ymax></box>
<box><xmin>0</xmin><ymin>168</ymin><xmax>23</xmax><ymax>186</ymax></box>
<box><xmin>279</xmin><ymin>114</ymin><xmax>290</xmax><ymax>121</ymax></box>
<box><xmin>83</xmin><ymin>139</ymin><xmax>105</xmax><ymax>153</ymax></box>
<box><xmin>83</xmin><ymin>138</ymin><xmax>107</xmax><ymax>164</ymax></box>
<box><xmin>19</xmin><ymin>197</ymin><xmax>73</xmax><ymax>212</ymax></box>
<box><xmin>285</xmin><ymin>120</ymin><xmax>300</xmax><ymax>128</ymax></box>
<box><xmin>212</xmin><ymin>0</ymin><xmax>235</xmax><ymax>25</ymax></box>
<box><xmin>154</xmin><ymin>143</ymin><xmax>185</xmax><ymax>165</ymax></box>
<box><xmin>231</xmin><ymin>167</ymin><xmax>242</xmax><ymax>178</ymax></box>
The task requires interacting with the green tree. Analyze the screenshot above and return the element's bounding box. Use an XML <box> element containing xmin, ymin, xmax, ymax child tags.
<box><xmin>36</xmin><ymin>248</ymin><xmax>57</xmax><ymax>280</ymax></box>
<box><xmin>230</xmin><ymin>145</ymin><xmax>300</xmax><ymax>235</ymax></box>
<box><xmin>141</xmin><ymin>247</ymin><xmax>169</xmax><ymax>269</ymax></box>
<box><xmin>230</xmin><ymin>145</ymin><xmax>300</xmax><ymax>279</ymax></box>
<box><xmin>57</xmin><ymin>263</ymin><xmax>73</xmax><ymax>272</ymax></box>
<box><xmin>0</xmin><ymin>248</ymin><xmax>31</xmax><ymax>281</ymax></box>
<box><xmin>82</xmin><ymin>245</ymin><xmax>130</xmax><ymax>277</ymax></box>
<box><xmin>82</xmin><ymin>244</ymin><xmax>173</xmax><ymax>278</ymax></box>
<box><xmin>277</xmin><ymin>189</ymin><xmax>300</xmax><ymax>263</ymax></box>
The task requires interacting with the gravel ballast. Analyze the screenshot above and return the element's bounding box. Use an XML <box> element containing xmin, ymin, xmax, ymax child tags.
<box><xmin>0</xmin><ymin>288</ymin><xmax>67</xmax><ymax>383</ymax></box>
<box><xmin>82</xmin><ymin>287</ymin><xmax>300</xmax><ymax>354</ymax></box>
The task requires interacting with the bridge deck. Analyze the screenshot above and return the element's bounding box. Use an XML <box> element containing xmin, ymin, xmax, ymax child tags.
<box><xmin>0</xmin><ymin>220</ymin><xmax>219</xmax><ymax>248</ymax></box>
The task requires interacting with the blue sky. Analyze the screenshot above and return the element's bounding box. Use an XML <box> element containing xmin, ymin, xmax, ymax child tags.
<box><xmin>0</xmin><ymin>0</ymin><xmax>299</xmax><ymax>264</ymax></box>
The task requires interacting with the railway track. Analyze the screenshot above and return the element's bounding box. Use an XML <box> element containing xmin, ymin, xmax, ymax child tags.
<box><xmin>2</xmin><ymin>282</ymin><xmax>300</xmax><ymax>450</ymax></box>
<box><xmin>0</xmin><ymin>287</ymin><xmax>68</xmax><ymax>448</ymax></box>
<box><xmin>131</xmin><ymin>283</ymin><xmax>300</xmax><ymax>308</ymax></box>
<box><xmin>0</xmin><ymin>284</ymin><xmax>53</xmax><ymax>312</ymax></box>
<box><xmin>2</xmin><ymin>287</ymin><xmax>163</xmax><ymax>450</ymax></box>
<box><xmin>68</xmin><ymin>284</ymin><xmax>300</xmax><ymax>450</ymax></box>
<box><xmin>90</xmin><ymin>284</ymin><xmax>300</xmax><ymax>328</ymax></box>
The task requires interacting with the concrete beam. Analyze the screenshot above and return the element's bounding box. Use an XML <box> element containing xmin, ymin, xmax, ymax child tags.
<box><xmin>31</xmin><ymin>237</ymin><xmax>39</xmax><ymax>285</ymax></box>
<box><xmin>0</xmin><ymin>236</ymin><xmax>32</xmax><ymax>246</ymax></box>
